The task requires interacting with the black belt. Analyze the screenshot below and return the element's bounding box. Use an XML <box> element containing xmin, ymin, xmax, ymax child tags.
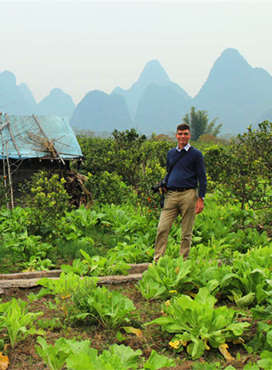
<box><xmin>168</xmin><ymin>187</ymin><xmax>194</xmax><ymax>192</ymax></box>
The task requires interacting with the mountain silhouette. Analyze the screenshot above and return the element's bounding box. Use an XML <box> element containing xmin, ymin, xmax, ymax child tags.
<box><xmin>70</xmin><ymin>90</ymin><xmax>132</xmax><ymax>132</ymax></box>
<box><xmin>135</xmin><ymin>83</ymin><xmax>191</xmax><ymax>134</ymax></box>
<box><xmin>0</xmin><ymin>71</ymin><xmax>34</xmax><ymax>114</ymax></box>
<box><xmin>112</xmin><ymin>59</ymin><xmax>190</xmax><ymax>121</ymax></box>
<box><xmin>18</xmin><ymin>83</ymin><xmax>37</xmax><ymax>111</ymax></box>
<box><xmin>2</xmin><ymin>49</ymin><xmax>272</xmax><ymax>135</ymax></box>
<box><xmin>0</xmin><ymin>71</ymin><xmax>75</xmax><ymax>119</ymax></box>
<box><xmin>193</xmin><ymin>48</ymin><xmax>272</xmax><ymax>133</ymax></box>
<box><xmin>37</xmin><ymin>88</ymin><xmax>75</xmax><ymax>118</ymax></box>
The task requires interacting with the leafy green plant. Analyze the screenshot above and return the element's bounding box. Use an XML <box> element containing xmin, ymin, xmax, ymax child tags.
<box><xmin>245</xmin><ymin>321</ymin><xmax>272</xmax><ymax>354</ymax></box>
<box><xmin>79</xmin><ymin>249</ymin><xmax>130</xmax><ymax>276</ymax></box>
<box><xmin>37</xmin><ymin>336</ymin><xmax>162</xmax><ymax>370</ymax></box>
<box><xmin>0</xmin><ymin>229</ymin><xmax>53</xmax><ymax>268</ymax></box>
<box><xmin>107</xmin><ymin>239</ymin><xmax>154</xmax><ymax>264</ymax></box>
<box><xmin>71</xmin><ymin>285</ymin><xmax>136</xmax><ymax>328</ymax></box>
<box><xmin>37</xmin><ymin>318</ymin><xmax>63</xmax><ymax>331</ymax></box>
<box><xmin>22</xmin><ymin>256</ymin><xmax>55</xmax><ymax>271</ymax></box>
<box><xmin>220</xmin><ymin>258</ymin><xmax>272</xmax><ymax>306</ymax></box>
<box><xmin>138</xmin><ymin>256</ymin><xmax>192</xmax><ymax>300</ymax></box>
<box><xmin>61</xmin><ymin>258</ymin><xmax>89</xmax><ymax>276</ymax></box>
<box><xmin>143</xmin><ymin>349</ymin><xmax>175</xmax><ymax>369</ymax></box>
<box><xmin>0</xmin><ymin>298</ymin><xmax>43</xmax><ymax>348</ymax></box>
<box><xmin>38</xmin><ymin>272</ymin><xmax>98</xmax><ymax>298</ymax></box>
<box><xmin>257</xmin><ymin>350</ymin><xmax>272</xmax><ymax>369</ymax></box>
<box><xmin>35</xmin><ymin>336</ymin><xmax>71</xmax><ymax>370</ymax></box>
<box><xmin>146</xmin><ymin>287</ymin><xmax>250</xmax><ymax>360</ymax></box>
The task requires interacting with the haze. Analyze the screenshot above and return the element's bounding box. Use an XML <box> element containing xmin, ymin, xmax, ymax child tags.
<box><xmin>1</xmin><ymin>1</ymin><xmax>271</xmax><ymax>104</ymax></box>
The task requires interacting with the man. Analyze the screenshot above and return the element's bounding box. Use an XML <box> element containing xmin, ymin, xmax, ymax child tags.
<box><xmin>153</xmin><ymin>123</ymin><xmax>207</xmax><ymax>262</ymax></box>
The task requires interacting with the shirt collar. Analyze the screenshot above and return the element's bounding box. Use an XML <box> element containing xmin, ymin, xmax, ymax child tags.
<box><xmin>176</xmin><ymin>143</ymin><xmax>191</xmax><ymax>152</ymax></box>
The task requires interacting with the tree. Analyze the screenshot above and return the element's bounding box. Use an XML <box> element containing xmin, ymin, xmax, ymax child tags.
<box><xmin>183</xmin><ymin>107</ymin><xmax>222</xmax><ymax>141</ymax></box>
<box><xmin>205</xmin><ymin>121</ymin><xmax>272</xmax><ymax>211</ymax></box>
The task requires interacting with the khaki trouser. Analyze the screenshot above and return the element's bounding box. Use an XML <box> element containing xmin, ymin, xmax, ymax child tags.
<box><xmin>153</xmin><ymin>189</ymin><xmax>197</xmax><ymax>262</ymax></box>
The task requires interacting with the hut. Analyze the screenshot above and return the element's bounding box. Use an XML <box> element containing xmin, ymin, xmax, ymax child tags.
<box><xmin>0</xmin><ymin>113</ymin><xmax>89</xmax><ymax>207</ymax></box>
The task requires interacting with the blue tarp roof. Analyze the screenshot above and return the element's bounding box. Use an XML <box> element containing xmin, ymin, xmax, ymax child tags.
<box><xmin>0</xmin><ymin>114</ymin><xmax>82</xmax><ymax>160</ymax></box>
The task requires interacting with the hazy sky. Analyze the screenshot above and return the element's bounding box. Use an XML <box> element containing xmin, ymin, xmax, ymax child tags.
<box><xmin>1</xmin><ymin>0</ymin><xmax>271</xmax><ymax>104</ymax></box>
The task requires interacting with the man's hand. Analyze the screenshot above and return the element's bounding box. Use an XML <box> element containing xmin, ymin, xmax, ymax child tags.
<box><xmin>162</xmin><ymin>186</ymin><xmax>168</xmax><ymax>193</ymax></box>
<box><xmin>195</xmin><ymin>198</ymin><xmax>204</xmax><ymax>214</ymax></box>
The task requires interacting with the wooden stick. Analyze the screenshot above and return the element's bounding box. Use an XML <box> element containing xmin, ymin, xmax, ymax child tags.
<box><xmin>32</xmin><ymin>114</ymin><xmax>65</xmax><ymax>165</ymax></box>
<box><xmin>7</xmin><ymin>120</ymin><xmax>21</xmax><ymax>157</ymax></box>
<box><xmin>0</xmin><ymin>122</ymin><xmax>9</xmax><ymax>132</ymax></box>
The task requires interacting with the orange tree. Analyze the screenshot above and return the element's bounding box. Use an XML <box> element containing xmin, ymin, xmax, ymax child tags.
<box><xmin>204</xmin><ymin>121</ymin><xmax>272</xmax><ymax>211</ymax></box>
<box><xmin>77</xmin><ymin>129</ymin><xmax>173</xmax><ymax>208</ymax></box>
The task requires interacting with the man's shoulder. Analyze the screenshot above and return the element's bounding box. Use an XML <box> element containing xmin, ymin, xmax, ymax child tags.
<box><xmin>189</xmin><ymin>146</ymin><xmax>203</xmax><ymax>157</ymax></box>
<box><xmin>167</xmin><ymin>147</ymin><xmax>177</xmax><ymax>155</ymax></box>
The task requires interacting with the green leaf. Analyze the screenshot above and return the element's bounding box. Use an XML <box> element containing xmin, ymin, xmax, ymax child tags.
<box><xmin>35</xmin><ymin>336</ymin><xmax>70</xmax><ymax>370</ymax></box>
<box><xmin>235</xmin><ymin>292</ymin><xmax>256</xmax><ymax>307</ymax></box>
<box><xmin>144</xmin><ymin>349</ymin><xmax>175</xmax><ymax>369</ymax></box>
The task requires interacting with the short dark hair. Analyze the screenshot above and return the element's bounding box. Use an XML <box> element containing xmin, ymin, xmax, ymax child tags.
<box><xmin>177</xmin><ymin>123</ymin><xmax>190</xmax><ymax>132</ymax></box>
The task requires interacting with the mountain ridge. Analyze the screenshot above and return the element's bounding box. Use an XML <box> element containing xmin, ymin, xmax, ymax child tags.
<box><xmin>1</xmin><ymin>48</ymin><xmax>272</xmax><ymax>135</ymax></box>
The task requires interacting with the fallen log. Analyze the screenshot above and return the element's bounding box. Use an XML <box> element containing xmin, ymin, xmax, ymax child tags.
<box><xmin>0</xmin><ymin>263</ymin><xmax>150</xmax><ymax>281</ymax></box>
<box><xmin>0</xmin><ymin>273</ymin><xmax>143</xmax><ymax>289</ymax></box>
<box><xmin>0</xmin><ymin>270</ymin><xmax>62</xmax><ymax>280</ymax></box>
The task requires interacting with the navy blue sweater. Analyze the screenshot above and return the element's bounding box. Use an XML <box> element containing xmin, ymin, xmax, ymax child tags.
<box><xmin>164</xmin><ymin>146</ymin><xmax>207</xmax><ymax>198</ymax></box>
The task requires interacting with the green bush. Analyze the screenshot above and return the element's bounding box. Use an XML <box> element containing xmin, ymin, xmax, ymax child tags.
<box><xmin>86</xmin><ymin>170</ymin><xmax>135</xmax><ymax>205</ymax></box>
<box><xmin>21</xmin><ymin>171</ymin><xmax>71</xmax><ymax>238</ymax></box>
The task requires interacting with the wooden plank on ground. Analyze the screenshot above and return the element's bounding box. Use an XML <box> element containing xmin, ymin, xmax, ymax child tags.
<box><xmin>0</xmin><ymin>273</ymin><xmax>143</xmax><ymax>289</ymax></box>
<box><xmin>0</xmin><ymin>263</ymin><xmax>150</xmax><ymax>281</ymax></box>
<box><xmin>0</xmin><ymin>270</ymin><xmax>62</xmax><ymax>280</ymax></box>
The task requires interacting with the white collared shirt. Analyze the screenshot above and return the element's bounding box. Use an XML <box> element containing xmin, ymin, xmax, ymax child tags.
<box><xmin>176</xmin><ymin>143</ymin><xmax>191</xmax><ymax>152</ymax></box>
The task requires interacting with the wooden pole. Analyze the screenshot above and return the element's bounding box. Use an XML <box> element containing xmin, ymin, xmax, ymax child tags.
<box><xmin>6</xmin><ymin>141</ymin><xmax>14</xmax><ymax>209</ymax></box>
<box><xmin>1</xmin><ymin>132</ymin><xmax>9</xmax><ymax>208</ymax></box>
<box><xmin>7</xmin><ymin>120</ymin><xmax>21</xmax><ymax>157</ymax></box>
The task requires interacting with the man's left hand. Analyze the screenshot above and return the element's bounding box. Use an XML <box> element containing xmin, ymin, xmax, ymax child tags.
<box><xmin>195</xmin><ymin>198</ymin><xmax>204</xmax><ymax>214</ymax></box>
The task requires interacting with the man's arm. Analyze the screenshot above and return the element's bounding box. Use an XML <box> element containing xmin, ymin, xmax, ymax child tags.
<box><xmin>162</xmin><ymin>151</ymin><xmax>171</xmax><ymax>191</ymax></box>
<box><xmin>196</xmin><ymin>151</ymin><xmax>207</xmax><ymax>199</ymax></box>
<box><xmin>195</xmin><ymin>152</ymin><xmax>207</xmax><ymax>214</ymax></box>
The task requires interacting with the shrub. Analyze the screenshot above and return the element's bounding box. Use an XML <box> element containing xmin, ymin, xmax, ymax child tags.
<box><xmin>21</xmin><ymin>171</ymin><xmax>70</xmax><ymax>238</ymax></box>
<box><xmin>86</xmin><ymin>171</ymin><xmax>135</xmax><ymax>205</ymax></box>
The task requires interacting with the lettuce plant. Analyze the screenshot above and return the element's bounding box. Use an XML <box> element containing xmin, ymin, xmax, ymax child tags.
<box><xmin>38</xmin><ymin>272</ymin><xmax>98</xmax><ymax>298</ymax></box>
<box><xmin>79</xmin><ymin>249</ymin><xmax>130</xmax><ymax>276</ymax></box>
<box><xmin>35</xmin><ymin>336</ymin><xmax>71</xmax><ymax>370</ymax></box>
<box><xmin>143</xmin><ymin>349</ymin><xmax>175</xmax><ymax>369</ymax></box>
<box><xmin>257</xmin><ymin>351</ymin><xmax>272</xmax><ymax>369</ymax></box>
<box><xmin>0</xmin><ymin>298</ymin><xmax>43</xmax><ymax>348</ymax></box>
<box><xmin>220</xmin><ymin>258</ymin><xmax>272</xmax><ymax>306</ymax></box>
<box><xmin>138</xmin><ymin>256</ymin><xmax>192</xmax><ymax>300</ymax></box>
<box><xmin>71</xmin><ymin>286</ymin><xmax>136</xmax><ymax>328</ymax></box>
<box><xmin>36</xmin><ymin>336</ymin><xmax>174</xmax><ymax>370</ymax></box>
<box><xmin>146</xmin><ymin>287</ymin><xmax>250</xmax><ymax>360</ymax></box>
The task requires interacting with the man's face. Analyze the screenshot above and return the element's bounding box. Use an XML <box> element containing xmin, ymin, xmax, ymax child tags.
<box><xmin>176</xmin><ymin>129</ymin><xmax>191</xmax><ymax>148</ymax></box>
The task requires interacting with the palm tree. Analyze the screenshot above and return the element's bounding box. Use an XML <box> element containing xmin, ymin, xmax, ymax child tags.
<box><xmin>183</xmin><ymin>107</ymin><xmax>222</xmax><ymax>141</ymax></box>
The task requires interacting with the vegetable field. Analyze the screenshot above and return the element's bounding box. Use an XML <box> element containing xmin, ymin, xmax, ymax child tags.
<box><xmin>0</xmin><ymin>193</ymin><xmax>271</xmax><ymax>369</ymax></box>
<box><xmin>0</xmin><ymin>123</ymin><xmax>271</xmax><ymax>369</ymax></box>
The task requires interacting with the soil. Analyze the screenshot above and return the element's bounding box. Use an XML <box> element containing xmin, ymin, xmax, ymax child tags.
<box><xmin>1</xmin><ymin>283</ymin><xmax>257</xmax><ymax>370</ymax></box>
